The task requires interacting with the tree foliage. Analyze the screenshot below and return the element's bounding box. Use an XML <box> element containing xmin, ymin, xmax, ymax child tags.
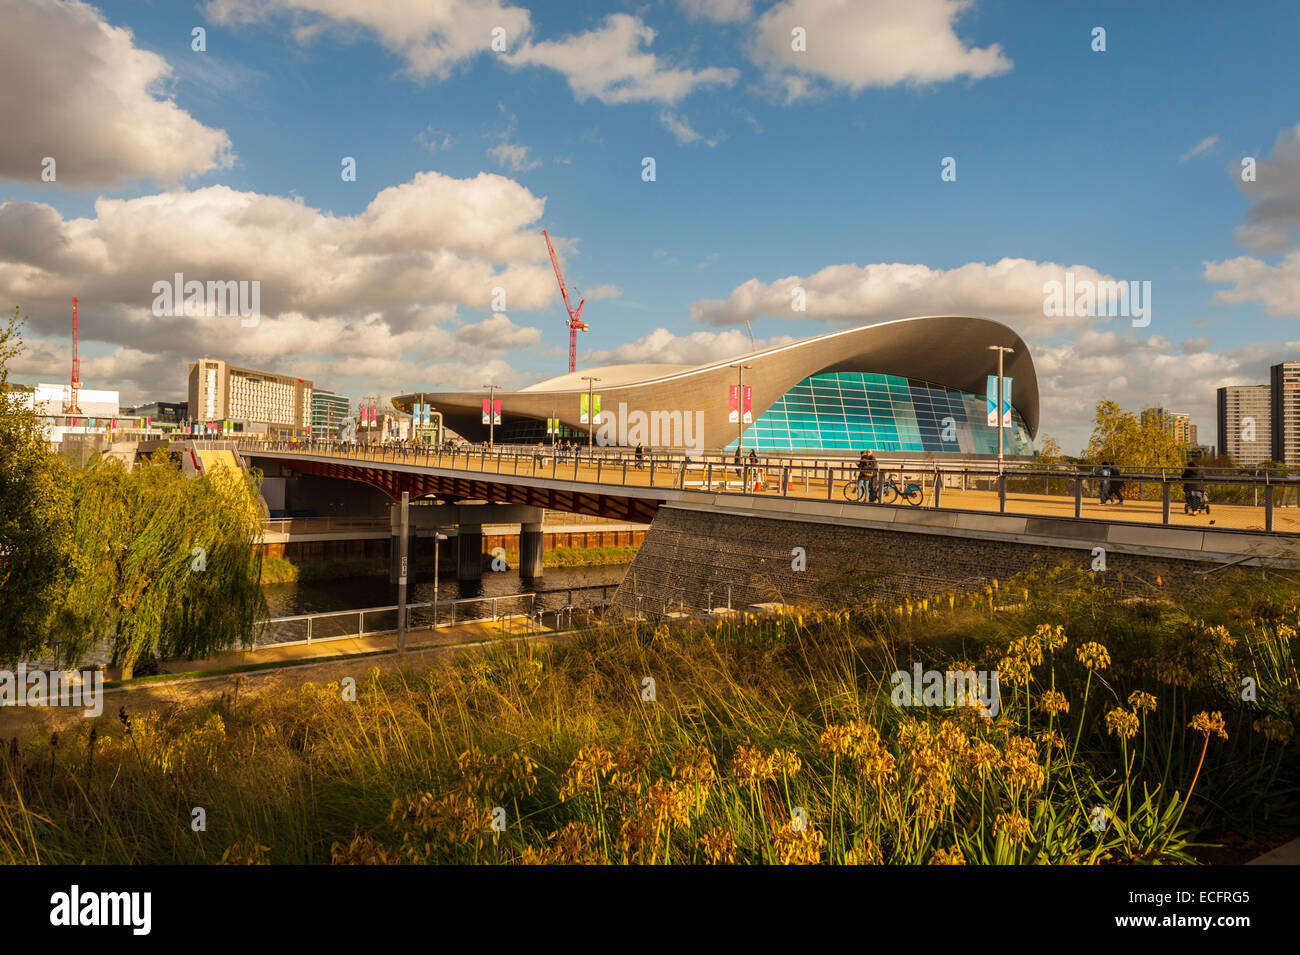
<box><xmin>0</xmin><ymin>307</ymin><xmax>73</xmax><ymax>662</ymax></box>
<box><xmin>1084</xmin><ymin>400</ymin><xmax>1188</xmax><ymax>470</ymax></box>
<box><xmin>49</xmin><ymin>453</ymin><xmax>267</xmax><ymax>676</ymax></box>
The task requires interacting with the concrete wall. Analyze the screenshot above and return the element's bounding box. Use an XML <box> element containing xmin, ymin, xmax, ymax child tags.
<box><xmin>611</xmin><ymin>503</ymin><xmax>1268</xmax><ymax>617</ymax></box>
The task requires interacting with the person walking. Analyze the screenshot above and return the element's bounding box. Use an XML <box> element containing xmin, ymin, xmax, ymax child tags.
<box><xmin>1098</xmin><ymin>463</ymin><xmax>1111</xmax><ymax>505</ymax></box>
<box><xmin>635</xmin><ymin>442</ymin><xmax>645</xmax><ymax>469</ymax></box>
<box><xmin>856</xmin><ymin>451</ymin><xmax>871</xmax><ymax>501</ymax></box>
<box><xmin>1107</xmin><ymin>464</ymin><xmax>1125</xmax><ymax>505</ymax></box>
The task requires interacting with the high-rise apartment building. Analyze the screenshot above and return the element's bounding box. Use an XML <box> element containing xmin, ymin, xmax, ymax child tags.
<box><xmin>1271</xmin><ymin>362</ymin><xmax>1300</xmax><ymax>465</ymax></box>
<box><xmin>1142</xmin><ymin>408</ymin><xmax>1198</xmax><ymax>447</ymax></box>
<box><xmin>311</xmin><ymin>389</ymin><xmax>351</xmax><ymax>437</ymax></box>
<box><xmin>188</xmin><ymin>359</ymin><xmax>313</xmax><ymax>437</ymax></box>
<box><xmin>1217</xmin><ymin>385</ymin><xmax>1272</xmax><ymax>466</ymax></box>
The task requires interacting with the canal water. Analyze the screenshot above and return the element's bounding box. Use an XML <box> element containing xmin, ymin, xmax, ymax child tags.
<box><xmin>262</xmin><ymin>562</ymin><xmax>631</xmax><ymax>617</ymax></box>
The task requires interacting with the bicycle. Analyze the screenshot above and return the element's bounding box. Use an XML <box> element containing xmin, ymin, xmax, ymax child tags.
<box><xmin>880</xmin><ymin>476</ymin><xmax>924</xmax><ymax>506</ymax></box>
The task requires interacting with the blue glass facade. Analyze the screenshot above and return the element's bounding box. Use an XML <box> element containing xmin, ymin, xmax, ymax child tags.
<box><xmin>725</xmin><ymin>372</ymin><xmax>1034</xmax><ymax>455</ymax></box>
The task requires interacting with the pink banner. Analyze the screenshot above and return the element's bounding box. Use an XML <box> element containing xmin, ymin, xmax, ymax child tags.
<box><xmin>728</xmin><ymin>385</ymin><xmax>739</xmax><ymax>423</ymax></box>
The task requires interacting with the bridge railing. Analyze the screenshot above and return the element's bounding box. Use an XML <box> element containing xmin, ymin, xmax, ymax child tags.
<box><xmin>235</xmin><ymin>438</ymin><xmax>1300</xmax><ymax>534</ymax></box>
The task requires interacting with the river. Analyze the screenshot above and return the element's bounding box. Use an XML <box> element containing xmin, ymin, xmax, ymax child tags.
<box><xmin>261</xmin><ymin>562</ymin><xmax>631</xmax><ymax>617</ymax></box>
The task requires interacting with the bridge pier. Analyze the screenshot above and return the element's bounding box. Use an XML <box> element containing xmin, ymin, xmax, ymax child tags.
<box><xmin>520</xmin><ymin>521</ymin><xmax>544</xmax><ymax>581</ymax></box>
<box><xmin>389</xmin><ymin>502</ymin><xmax>546</xmax><ymax>585</ymax></box>
<box><xmin>457</xmin><ymin>524</ymin><xmax>483</xmax><ymax>581</ymax></box>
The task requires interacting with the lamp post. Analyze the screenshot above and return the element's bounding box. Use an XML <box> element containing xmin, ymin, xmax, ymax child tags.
<box><xmin>988</xmin><ymin>345</ymin><xmax>1015</xmax><ymax>477</ymax></box>
<box><xmin>397</xmin><ymin>491</ymin><xmax>409</xmax><ymax>653</ymax></box>
<box><xmin>581</xmin><ymin>376</ymin><xmax>601</xmax><ymax>447</ymax></box>
<box><xmin>432</xmin><ymin>531</ymin><xmax>448</xmax><ymax>631</ymax></box>
<box><xmin>482</xmin><ymin>383</ymin><xmax>498</xmax><ymax>446</ymax></box>
<box><xmin>729</xmin><ymin>362</ymin><xmax>752</xmax><ymax>460</ymax></box>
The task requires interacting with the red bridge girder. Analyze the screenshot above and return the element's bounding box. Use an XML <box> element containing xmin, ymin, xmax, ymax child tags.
<box><xmin>256</xmin><ymin>455</ymin><xmax>661</xmax><ymax>523</ymax></box>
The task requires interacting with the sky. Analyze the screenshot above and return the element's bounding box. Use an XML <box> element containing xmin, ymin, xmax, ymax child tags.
<box><xmin>2</xmin><ymin>0</ymin><xmax>1299</xmax><ymax>453</ymax></box>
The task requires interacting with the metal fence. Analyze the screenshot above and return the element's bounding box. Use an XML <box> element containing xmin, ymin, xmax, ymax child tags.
<box><xmin>232</xmin><ymin>438</ymin><xmax>1300</xmax><ymax>534</ymax></box>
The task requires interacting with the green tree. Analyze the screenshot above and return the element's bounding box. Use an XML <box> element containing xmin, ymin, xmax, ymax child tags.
<box><xmin>1084</xmin><ymin>400</ymin><xmax>1190</xmax><ymax>499</ymax></box>
<box><xmin>0</xmin><ymin>307</ymin><xmax>73</xmax><ymax>662</ymax></box>
<box><xmin>50</xmin><ymin>453</ymin><xmax>267</xmax><ymax>677</ymax></box>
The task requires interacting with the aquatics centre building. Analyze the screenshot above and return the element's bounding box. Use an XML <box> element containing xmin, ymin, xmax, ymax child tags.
<box><xmin>395</xmin><ymin>316</ymin><xmax>1039</xmax><ymax>457</ymax></box>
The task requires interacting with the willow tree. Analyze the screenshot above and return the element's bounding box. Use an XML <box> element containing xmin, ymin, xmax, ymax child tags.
<box><xmin>52</xmin><ymin>452</ymin><xmax>267</xmax><ymax>676</ymax></box>
<box><xmin>0</xmin><ymin>307</ymin><xmax>73</xmax><ymax>663</ymax></box>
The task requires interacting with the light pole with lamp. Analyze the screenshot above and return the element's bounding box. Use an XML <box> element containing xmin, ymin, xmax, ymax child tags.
<box><xmin>581</xmin><ymin>376</ymin><xmax>601</xmax><ymax>447</ymax></box>
<box><xmin>988</xmin><ymin>345</ymin><xmax>1014</xmax><ymax>512</ymax></box>
<box><xmin>482</xmin><ymin>383</ymin><xmax>498</xmax><ymax>446</ymax></box>
<box><xmin>729</xmin><ymin>362</ymin><xmax>752</xmax><ymax>480</ymax></box>
<box><xmin>432</xmin><ymin>530</ymin><xmax>448</xmax><ymax>630</ymax></box>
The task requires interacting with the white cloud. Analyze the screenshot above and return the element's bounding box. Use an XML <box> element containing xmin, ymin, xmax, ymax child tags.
<box><xmin>688</xmin><ymin>258</ymin><xmax>1121</xmax><ymax>334</ymax></box>
<box><xmin>0</xmin><ymin>0</ymin><xmax>234</xmax><ymax>187</ymax></box>
<box><xmin>507</xmin><ymin>14</ymin><xmax>738</xmax><ymax>105</ymax></box>
<box><xmin>488</xmin><ymin>142</ymin><xmax>540</xmax><ymax>172</ymax></box>
<box><xmin>678</xmin><ymin>0</ymin><xmax>753</xmax><ymax>23</ymax></box>
<box><xmin>417</xmin><ymin>126</ymin><xmax>456</xmax><ymax>153</ymax></box>
<box><xmin>659</xmin><ymin>110</ymin><xmax>717</xmax><ymax>146</ymax></box>
<box><xmin>1179</xmin><ymin>135</ymin><xmax>1219</xmax><ymax>162</ymax></box>
<box><xmin>751</xmin><ymin>0</ymin><xmax>1012</xmax><ymax>100</ymax></box>
<box><xmin>585</xmin><ymin>327</ymin><xmax>795</xmax><ymax>365</ymax></box>
<box><xmin>204</xmin><ymin>0</ymin><xmax>533</xmax><ymax>81</ymax></box>
<box><xmin>0</xmin><ymin>171</ymin><xmax>571</xmax><ymax>398</ymax></box>
<box><xmin>1202</xmin><ymin>122</ymin><xmax>1300</xmax><ymax>315</ymax></box>
<box><xmin>582</xmin><ymin>284</ymin><xmax>622</xmax><ymax>301</ymax></box>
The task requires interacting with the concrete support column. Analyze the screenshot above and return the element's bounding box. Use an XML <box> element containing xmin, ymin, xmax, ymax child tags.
<box><xmin>520</xmin><ymin>521</ymin><xmax>544</xmax><ymax>580</ymax></box>
<box><xmin>457</xmin><ymin>524</ymin><xmax>483</xmax><ymax>581</ymax></box>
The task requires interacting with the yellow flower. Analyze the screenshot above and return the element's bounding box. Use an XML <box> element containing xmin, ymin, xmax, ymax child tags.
<box><xmin>929</xmin><ymin>845</ymin><xmax>966</xmax><ymax>865</ymax></box>
<box><xmin>1127</xmin><ymin>691</ymin><xmax>1158</xmax><ymax>713</ymax></box>
<box><xmin>1038</xmin><ymin>690</ymin><xmax>1070</xmax><ymax>716</ymax></box>
<box><xmin>1190</xmin><ymin>711</ymin><xmax>1229</xmax><ymax>741</ymax></box>
<box><xmin>1105</xmin><ymin>708</ymin><xmax>1140</xmax><ymax>740</ymax></box>
<box><xmin>769</xmin><ymin>748</ymin><xmax>802</xmax><ymax>777</ymax></box>
<box><xmin>774</xmin><ymin>826</ymin><xmax>824</xmax><ymax>865</ymax></box>
<box><xmin>994</xmin><ymin>811</ymin><xmax>1032</xmax><ymax>847</ymax></box>
<box><xmin>731</xmin><ymin>742</ymin><xmax>775</xmax><ymax>785</ymax></box>
<box><xmin>1076</xmin><ymin>642</ymin><xmax>1111</xmax><ymax>671</ymax></box>
<box><xmin>697</xmin><ymin>827</ymin><xmax>738</xmax><ymax>865</ymax></box>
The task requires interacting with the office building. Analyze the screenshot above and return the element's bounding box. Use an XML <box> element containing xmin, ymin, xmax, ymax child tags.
<box><xmin>188</xmin><ymin>359</ymin><xmax>313</xmax><ymax>437</ymax></box>
<box><xmin>311</xmin><ymin>389</ymin><xmax>351</xmax><ymax>437</ymax></box>
<box><xmin>1217</xmin><ymin>385</ymin><xmax>1272</xmax><ymax>466</ymax></box>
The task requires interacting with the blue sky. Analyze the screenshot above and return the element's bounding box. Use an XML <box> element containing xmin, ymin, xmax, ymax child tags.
<box><xmin>3</xmin><ymin>0</ymin><xmax>1299</xmax><ymax>452</ymax></box>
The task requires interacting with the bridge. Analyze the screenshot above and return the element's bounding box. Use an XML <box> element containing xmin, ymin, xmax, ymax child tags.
<box><xmin>226</xmin><ymin>439</ymin><xmax>1300</xmax><ymax>615</ymax></box>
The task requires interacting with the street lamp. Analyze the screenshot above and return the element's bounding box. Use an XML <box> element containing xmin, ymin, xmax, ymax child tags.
<box><xmin>729</xmin><ymin>362</ymin><xmax>752</xmax><ymax>469</ymax></box>
<box><xmin>580</xmin><ymin>376</ymin><xmax>601</xmax><ymax>447</ymax></box>
<box><xmin>988</xmin><ymin>345</ymin><xmax>1015</xmax><ymax>476</ymax></box>
<box><xmin>482</xmin><ymin>383</ymin><xmax>499</xmax><ymax>446</ymax></box>
<box><xmin>432</xmin><ymin>530</ymin><xmax>448</xmax><ymax>631</ymax></box>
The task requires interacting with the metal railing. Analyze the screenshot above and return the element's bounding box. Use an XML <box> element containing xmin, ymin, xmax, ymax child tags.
<box><xmin>231</xmin><ymin>438</ymin><xmax>1300</xmax><ymax>535</ymax></box>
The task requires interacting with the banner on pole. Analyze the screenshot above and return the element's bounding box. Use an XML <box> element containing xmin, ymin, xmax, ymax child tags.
<box><xmin>580</xmin><ymin>394</ymin><xmax>589</xmax><ymax>424</ymax></box>
<box><xmin>493</xmin><ymin>399</ymin><xmax>501</xmax><ymax>425</ymax></box>
<box><xmin>591</xmin><ymin>394</ymin><xmax>601</xmax><ymax>425</ymax></box>
<box><xmin>482</xmin><ymin>399</ymin><xmax>491</xmax><ymax>425</ymax></box>
<box><xmin>986</xmin><ymin>376</ymin><xmax>1012</xmax><ymax>428</ymax></box>
<box><xmin>728</xmin><ymin>385</ymin><xmax>739</xmax><ymax>424</ymax></box>
<box><xmin>742</xmin><ymin>385</ymin><xmax>752</xmax><ymax>424</ymax></box>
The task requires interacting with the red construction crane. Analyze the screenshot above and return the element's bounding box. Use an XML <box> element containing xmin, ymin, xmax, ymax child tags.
<box><xmin>63</xmin><ymin>296</ymin><xmax>82</xmax><ymax>414</ymax></box>
<box><xmin>542</xmin><ymin>229</ymin><xmax>587</xmax><ymax>373</ymax></box>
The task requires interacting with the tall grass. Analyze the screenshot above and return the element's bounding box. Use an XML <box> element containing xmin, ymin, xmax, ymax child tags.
<box><xmin>2</xmin><ymin>564</ymin><xmax>1296</xmax><ymax>864</ymax></box>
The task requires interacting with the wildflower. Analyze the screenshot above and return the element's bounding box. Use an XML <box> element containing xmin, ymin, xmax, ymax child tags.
<box><xmin>768</xmin><ymin>748</ymin><xmax>802</xmax><ymax>778</ymax></box>
<box><xmin>1253</xmin><ymin>716</ymin><xmax>1294</xmax><ymax>744</ymax></box>
<box><xmin>1008</xmin><ymin>635</ymin><xmax>1043</xmax><ymax>667</ymax></box>
<box><xmin>546</xmin><ymin>822</ymin><xmax>605</xmax><ymax>864</ymax></box>
<box><xmin>1038</xmin><ymin>690</ymin><xmax>1070</xmax><ymax>716</ymax></box>
<box><xmin>731</xmin><ymin>742</ymin><xmax>775</xmax><ymax>786</ymax></box>
<box><xmin>929</xmin><ymin>845</ymin><xmax>966</xmax><ymax>865</ymax></box>
<box><xmin>697</xmin><ymin>827</ymin><xmax>738</xmax><ymax>865</ymax></box>
<box><xmin>1128</xmin><ymin>691</ymin><xmax>1158</xmax><ymax>713</ymax></box>
<box><xmin>671</xmin><ymin>744</ymin><xmax>717</xmax><ymax>788</ymax></box>
<box><xmin>218</xmin><ymin>840</ymin><xmax>271</xmax><ymax>865</ymax></box>
<box><xmin>559</xmin><ymin>745</ymin><xmax>615</xmax><ymax>801</ymax></box>
<box><xmin>774</xmin><ymin>825</ymin><xmax>824</xmax><ymax>865</ymax></box>
<box><xmin>1035</xmin><ymin>623</ymin><xmax>1068</xmax><ymax>651</ymax></box>
<box><xmin>1001</xmin><ymin>736</ymin><xmax>1046</xmax><ymax>792</ymax></box>
<box><xmin>817</xmin><ymin>724</ymin><xmax>856</xmax><ymax>759</ymax></box>
<box><xmin>1076</xmin><ymin>642</ymin><xmax>1111</xmax><ymax>671</ymax></box>
<box><xmin>1105</xmin><ymin>708</ymin><xmax>1140</xmax><ymax>740</ymax></box>
<box><xmin>964</xmin><ymin>739</ymin><xmax>1001</xmax><ymax>778</ymax></box>
<box><xmin>1036</xmin><ymin>729</ymin><xmax>1065</xmax><ymax>751</ymax></box>
<box><xmin>994</xmin><ymin>811</ymin><xmax>1032</xmax><ymax>847</ymax></box>
<box><xmin>843</xmin><ymin>834</ymin><xmax>883</xmax><ymax>865</ymax></box>
<box><xmin>997</xmin><ymin>655</ymin><xmax>1032</xmax><ymax>687</ymax></box>
<box><xmin>1189</xmin><ymin>711</ymin><xmax>1229</xmax><ymax>741</ymax></box>
<box><xmin>331</xmin><ymin>829</ymin><xmax>401</xmax><ymax>865</ymax></box>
